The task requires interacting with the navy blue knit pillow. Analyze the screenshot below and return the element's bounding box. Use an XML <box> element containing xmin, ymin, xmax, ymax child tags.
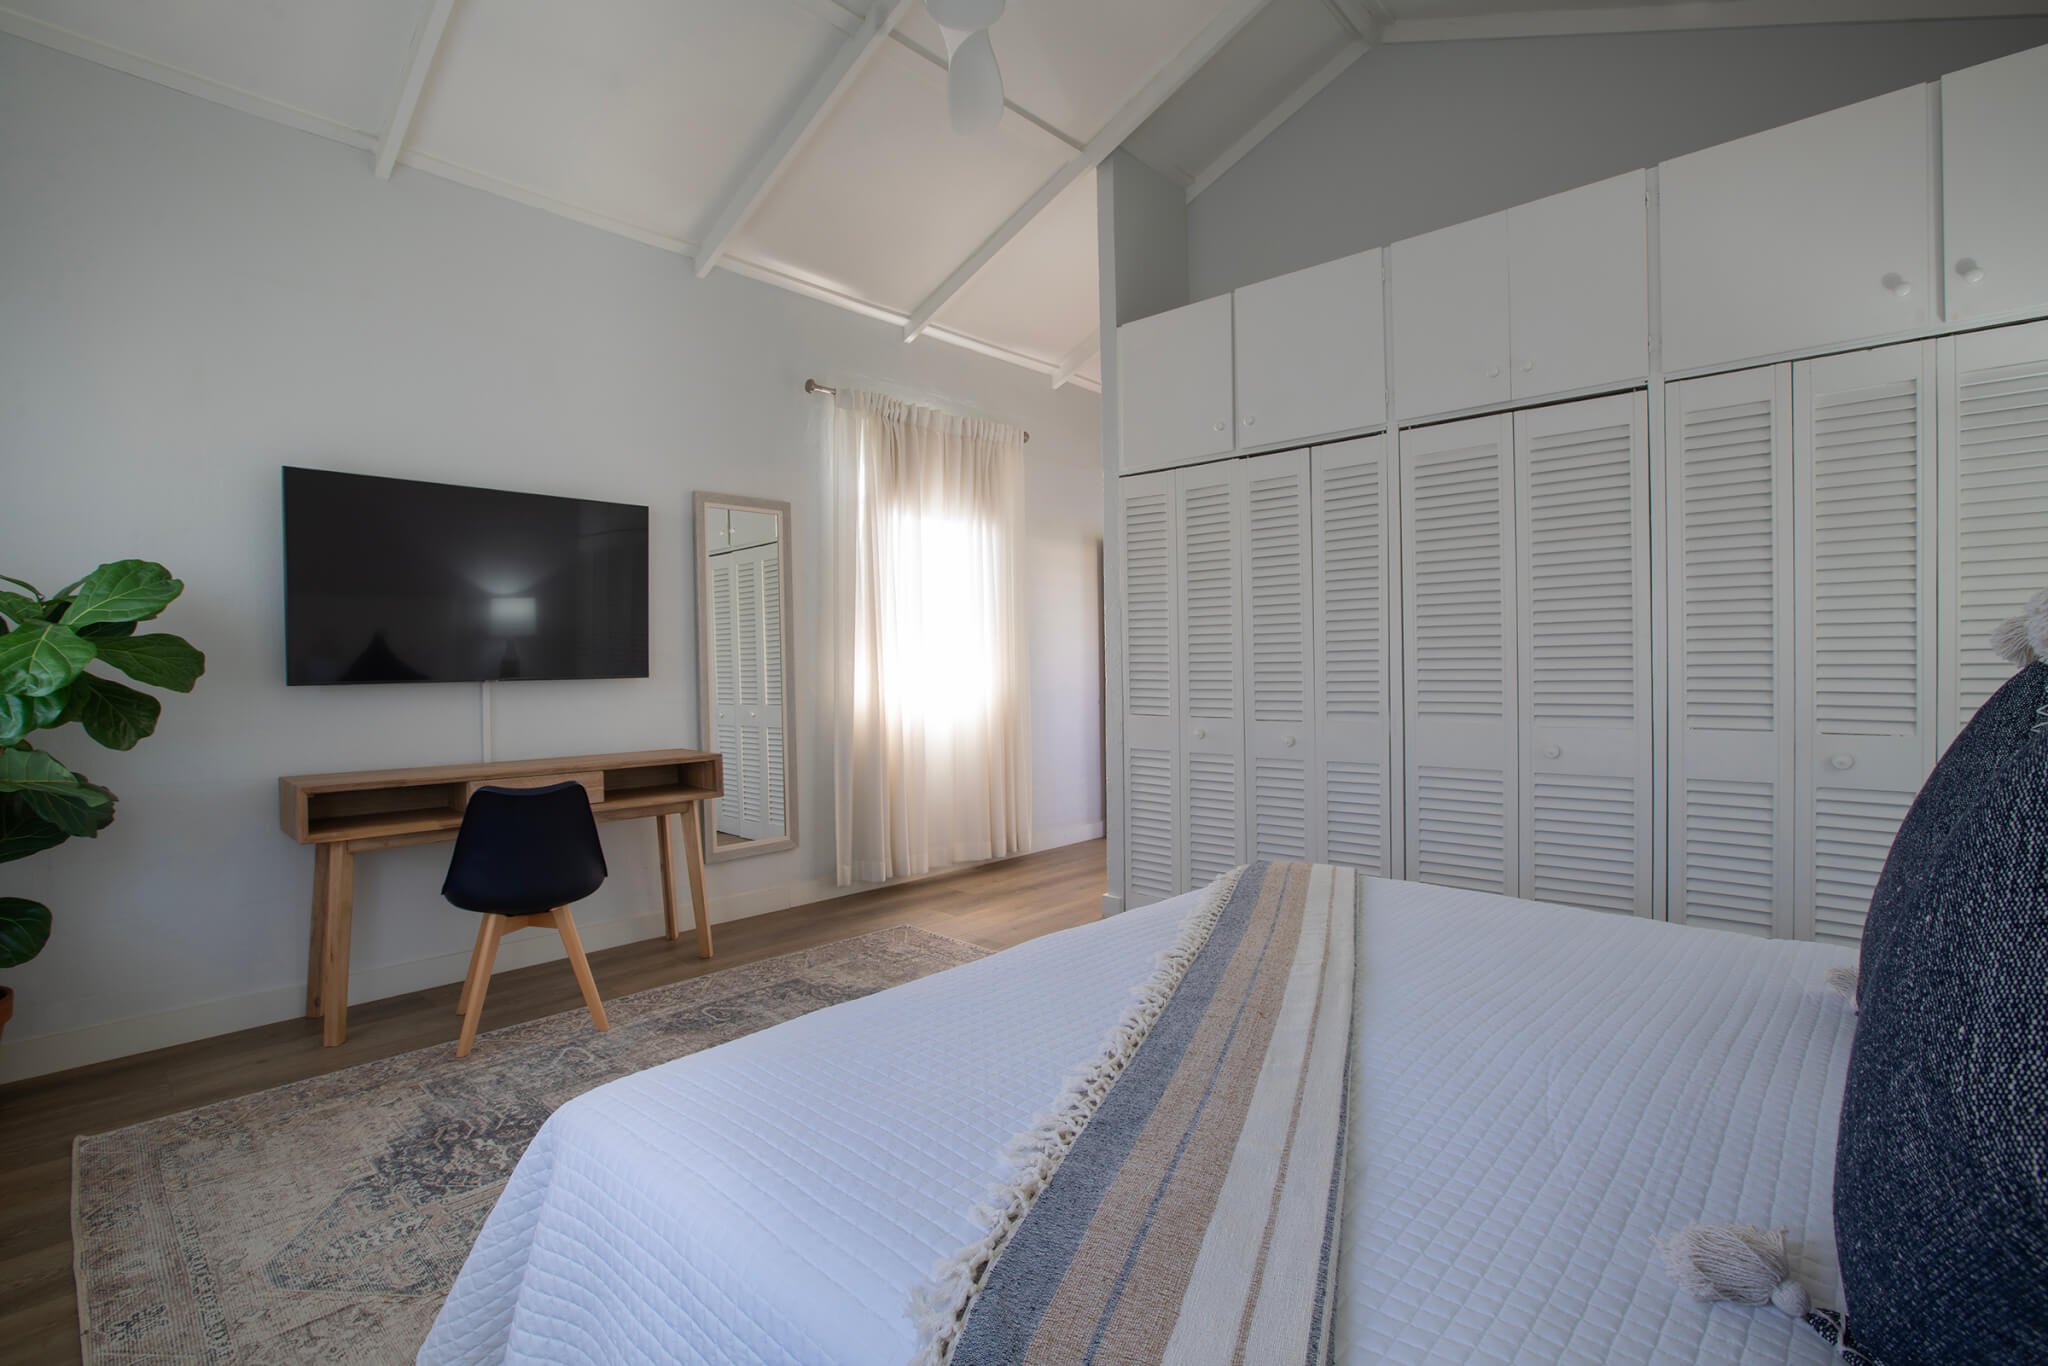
<box><xmin>1856</xmin><ymin>661</ymin><xmax>2048</xmax><ymax>999</ymax></box>
<box><xmin>1833</xmin><ymin>680</ymin><xmax>2048</xmax><ymax>1366</ymax></box>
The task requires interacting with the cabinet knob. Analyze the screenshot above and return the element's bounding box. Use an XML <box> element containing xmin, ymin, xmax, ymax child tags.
<box><xmin>1956</xmin><ymin>258</ymin><xmax>1986</xmax><ymax>284</ymax></box>
<box><xmin>1882</xmin><ymin>273</ymin><xmax>1912</xmax><ymax>298</ymax></box>
<box><xmin>1243</xmin><ymin>415</ymin><xmax>1257</xmax><ymax>428</ymax></box>
<box><xmin>1520</xmin><ymin>360</ymin><xmax>1534</xmax><ymax>373</ymax></box>
<box><xmin>1487</xmin><ymin>365</ymin><xmax>1502</xmax><ymax>379</ymax></box>
<box><xmin>1828</xmin><ymin>754</ymin><xmax>1856</xmax><ymax>771</ymax></box>
<box><xmin>1541</xmin><ymin>743</ymin><xmax>1562</xmax><ymax>760</ymax></box>
<box><xmin>1282</xmin><ymin>734</ymin><xmax>1296</xmax><ymax>748</ymax></box>
<box><xmin>1212</xmin><ymin>420</ymin><xmax>1226</xmax><ymax>433</ymax></box>
<box><xmin>748</xmin><ymin>710</ymin><xmax>758</xmax><ymax>719</ymax></box>
<box><xmin>1194</xmin><ymin>727</ymin><xmax>1207</xmax><ymax>741</ymax></box>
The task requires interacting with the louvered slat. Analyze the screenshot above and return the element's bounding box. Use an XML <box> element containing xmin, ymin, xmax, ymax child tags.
<box><xmin>712</xmin><ymin>560</ymin><xmax>737</xmax><ymax>704</ymax></box>
<box><xmin>1682</xmin><ymin>398</ymin><xmax>1777</xmax><ymax>730</ymax></box>
<box><xmin>1526</xmin><ymin>421</ymin><xmax>1635</xmax><ymax>725</ymax></box>
<box><xmin>1247</xmin><ymin>471</ymin><xmax>1307</xmax><ymax>723</ymax></box>
<box><xmin>1812</xmin><ymin>788</ymin><xmax>1916</xmax><ymax>945</ymax></box>
<box><xmin>1954</xmin><ymin>358</ymin><xmax>2048</xmax><ymax>723</ymax></box>
<box><xmin>762</xmin><ymin>556</ymin><xmax>784</xmax><ymax>706</ymax></box>
<box><xmin>741</xmin><ymin>726</ymin><xmax>766</xmax><ymax>823</ymax></box>
<box><xmin>1122</xmin><ymin>489</ymin><xmax>1174</xmax><ymax>719</ymax></box>
<box><xmin>1253</xmin><ymin>758</ymin><xmax>1309</xmax><ymax>859</ymax></box>
<box><xmin>1413</xmin><ymin>766</ymin><xmax>1506</xmax><ymax>891</ymax></box>
<box><xmin>1187</xmin><ymin>753</ymin><xmax>1241</xmax><ymax>886</ymax></box>
<box><xmin>1125</xmin><ymin>747</ymin><xmax>1177</xmax><ymax>904</ymax></box>
<box><xmin>737</xmin><ymin>559</ymin><xmax>762</xmax><ymax>704</ymax></box>
<box><xmin>1410</xmin><ymin>443</ymin><xmax>1505</xmax><ymax>719</ymax></box>
<box><xmin>766</xmin><ymin>729</ymin><xmax>786</xmax><ymax>827</ymax></box>
<box><xmin>1324</xmin><ymin>760</ymin><xmax>1383</xmax><ymax>873</ymax></box>
<box><xmin>1811</xmin><ymin>379</ymin><xmax>1920</xmax><ymax>729</ymax></box>
<box><xmin>1530</xmin><ymin>775</ymin><xmax>1638</xmax><ymax>913</ymax></box>
<box><xmin>1316</xmin><ymin>462</ymin><xmax>1382</xmax><ymax>718</ymax></box>
<box><xmin>1682</xmin><ymin>778</ymin><xmax>1777</xmax><ymax>937</ymax></box>
<box><xmin>1182</xmin><ymin>481</ymin><xmax>1240</xmax><ymax>718</ymax></box>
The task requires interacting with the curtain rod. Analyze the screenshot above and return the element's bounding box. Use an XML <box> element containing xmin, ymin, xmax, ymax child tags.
<box><xmin>805</xmin><ymin>378</ymin><xmax>1029</xmax><ymax>442</ymax></box>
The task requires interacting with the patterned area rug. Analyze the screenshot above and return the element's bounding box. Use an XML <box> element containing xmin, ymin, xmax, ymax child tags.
<box><xmin>73</xmin><ymin>926</ymin><xmax>985</xmax><ymax>1365</ymax></box>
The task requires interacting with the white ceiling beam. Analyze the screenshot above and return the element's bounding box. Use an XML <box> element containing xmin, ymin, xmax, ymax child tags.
<box><xmin>902</xmin><ymin>0</ymin><xmax>1275</xmax><ymax>341</ymax></box>
<box><xmin>1383</xmin><ymin>0</ymin><xmax>2048</xmax><ymax>44</ymax></box>
<box><xmin>694</xmin><ymin>0</ymin><xmax>922</xmax><ymax>279</ymax></box>
<box><xmin>1322</xmin><ymin>0</ymin><xmax>1387</xmax><ymax>44</ymax></box>
<box><xmin>1052</xmin><ymin>330</ymin><xmax>1100</xmax><ymax>389</ymax></box>
<box><xmin>374</xmin><ymin>0</ymin><xmax>458</xmax><ymax>181</ymax></box>
<box><xmin>1187</xmin><ymin>37</ymin><xmax>1368</xmax><ymax>201</ymax></box>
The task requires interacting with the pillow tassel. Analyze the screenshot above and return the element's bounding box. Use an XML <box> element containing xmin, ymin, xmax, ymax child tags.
<box><xmin>1656</xmin><ymin>1222</ymin><xmax>1812</xmax><ymax>1318</ymax></box>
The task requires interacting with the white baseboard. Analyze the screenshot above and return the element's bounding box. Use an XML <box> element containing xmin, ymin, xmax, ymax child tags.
<box><xmin>0</xmin><ymin>832</ymin><xmax>1108</xmax><ymax>1085</ymax></box>
<box><xmin>1101</xmin><ymin>892</ymin><xmax>1126</xmax><ymax>918</ymax></box>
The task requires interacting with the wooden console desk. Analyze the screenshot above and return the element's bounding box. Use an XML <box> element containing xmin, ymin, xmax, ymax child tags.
<box><xmin>279</xmin><ymin>749</ymin><xmax>723</xmax><ymax>1046</ymax></box>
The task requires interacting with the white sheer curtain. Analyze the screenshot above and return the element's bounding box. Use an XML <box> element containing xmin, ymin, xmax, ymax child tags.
<box><xmin>829</xmin><ymin>388</ymin><xmax>1032</xmax><ymax>886</ymax></box>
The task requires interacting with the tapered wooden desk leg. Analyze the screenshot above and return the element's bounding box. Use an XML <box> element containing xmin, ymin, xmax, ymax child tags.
<box><xmin>655</xmin><ymin>812</ymin><xmax>680</xmax><ymax>943</ymax></box>
<box><xmin>320</xmin><ymin>843</ymin><xmax>355</xmax><ymax>1047</ymax></box>
<box><xmin>306</xmin><ymin>844</ymin><xmax>333</xmax><ymax>1019</ymax></box>
<box><xmin>681</xmin><ymin>804</ymin><xmax>712</xmax><ymax>959</ymax></box>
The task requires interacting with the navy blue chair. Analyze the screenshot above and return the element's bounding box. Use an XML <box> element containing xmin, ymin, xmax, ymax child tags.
<box><xmin>444</xmin><ymin>782</ymin><xmax>611</xmax><ymax>1056</ymax></box>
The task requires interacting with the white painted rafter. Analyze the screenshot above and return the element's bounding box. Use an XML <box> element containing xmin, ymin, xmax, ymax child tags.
<box><xmin>1052</xmin><ymin>329</ymin><xmax>1101</xmax><ymax>389</ymax></box>
<box><xmin>902</xmin><ymin>0</ymin><xmax>1274</xmax><ymax>342</ymax></box>
<box><xmin>1322</xmin><ymin>0</ymin><xmax>1387</xmax><ymax>43</ymax></box>
<box><xmin>374</xmin><ymin>0</ymin><xmax>458</xmax><ymax>180</ymax></box>
<box><xmin>1186</xmin><ymin>36</ymin><xmax>1368</xmax><ymax>201</ymax></box>
<box><xmin>1382</xmin><ymin>0</ymin><xmax>2048</xmax><ymax>43</ymax></box>
<box><xmin>693</xmin><ymin>0</ymin><xmax>922</xmax><ymax>279</ymax></box>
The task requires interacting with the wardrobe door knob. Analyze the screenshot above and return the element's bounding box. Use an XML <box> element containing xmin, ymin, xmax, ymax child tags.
<box><xmin>1243</xmin><ymin>415</ymin><xmax>1257</xmax><ymax>428</ymax></box>
<box><xmin>1487</xmin><ymin>365</ymin><xmax>1502</xmax><ymax>379</ymax></box>
<box><xmin>1282</xmin><ymin>734</ymin><xmax>1296</xmax><ymax>748</ymax></box>
<box><xmin>1213</xmin><ymin>420</ymin><xmax>1227</xmax><ymax>433</ymax></box>
<box><xmin>1829</xmin><ymin>753</ymin><xmax>1856</xmax><ymax>771</ymax></box>
<box><xmin>1882</xmin><ymin>273</ymin><xmax>1912</xmax><ymax>298</ymax></box>
<box><xmin>1541</xmin><ymin>743</ymin><xmax>1562</xmax><ymax>760</ymax></box>
<box><xmin>1194</xmin><ymin>727</ymin><xmax>1207</xmax><ymax>741</ymax></box>
<box><xmin>1956</xmin><ymin>258</ymin><xmax>1986</xmax><ymax>284</ymax></box>
<box><xmin>1520</xmin><ymin>360</ymin><xmax>1534</xmax><ymax>373</ymax></box>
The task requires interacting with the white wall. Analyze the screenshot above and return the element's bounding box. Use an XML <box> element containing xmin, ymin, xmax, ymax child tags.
<box><xmin>1186</xmin><ymin>18</ymin><xmax>2048</xmax><ymax>299</ymax></box>
<box><xmin>0</xmin><ymin>34</ymin><xmax>1105</xmax><ymax>1080</ymax></box>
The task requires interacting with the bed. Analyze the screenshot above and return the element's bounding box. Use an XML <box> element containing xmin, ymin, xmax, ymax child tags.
<box><xmin>418</xmin><ymin>877</ymin><xmax>1859</xmax><ymax>1366</ymax></box>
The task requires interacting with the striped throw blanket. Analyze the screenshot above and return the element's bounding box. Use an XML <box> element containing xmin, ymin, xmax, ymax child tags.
<box><xmin>915</xmin><ymin>861</ymin><xmax>1359</xmax><ymax>1366</ymax></box>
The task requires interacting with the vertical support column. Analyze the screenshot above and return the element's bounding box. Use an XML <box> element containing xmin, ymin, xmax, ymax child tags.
<box><xmin>319</xmin><ymin>842</ymin><xmax>355</xmax><ymax>1046</ymax></box>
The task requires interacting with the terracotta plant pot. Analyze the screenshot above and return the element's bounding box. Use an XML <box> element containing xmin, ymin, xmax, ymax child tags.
<box><xmin>0</xmin><ymin>985</ymin><xmax>11</xmax><ymax>1043</ymax></box>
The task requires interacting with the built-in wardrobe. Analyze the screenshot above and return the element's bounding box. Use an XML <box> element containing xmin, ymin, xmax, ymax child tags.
<box><xmin>1109</xmin><ymin>42</ymin><xmax>2048</xmax><ymax>945</ymax></box>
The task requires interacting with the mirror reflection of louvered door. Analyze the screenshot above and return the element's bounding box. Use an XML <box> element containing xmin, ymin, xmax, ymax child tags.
<box><xmin>1312</xmin><ymin>437</ymin><xmax>1394</xmax><ymax>876</ymax></box>
<box><xmin>1178</xmin><ymin>460</ymin><xmax>1249</xmax><ymax>889</ymax></box>
<box><xmin>1402</xmin><ymin>414</ymin><xmax>1518</xmax><ymax>894</ymax></box>
<box><xmin>1939</xmin><ymin>319</ymin><xmax>2048</xmax><ymax>743</ymax></box>
<box><xmin>710</xmin><ymin>555</ymin><xmax>743</xmax><ymax>838</ymax></box>
<box><xmin>1793</xmin><ymin>343</ymin><xmax>1937</xmax><ymax>945</ymax></box>
<box><xmin>714</xmin><ymin>542</ymin><xmax>785</xmax><ymax>842</ymax></box>
<box><xmin>1119</xmin><ymin>472</ymin><xmax>1181</xmax><ymax>908</ymax></box>
<box><xmin>1243</xmin><ymin>450</ymin><xmax>1316</xmax><ymax>861</ymax></box>
<box><xmin>1666</xmin><ymin>367</ymin><xmax>1796</xmax><ymax>938</ymax></box>
<box><xmin>1515</xmin><ymin>394</ymin><xmax>1652</xmax><ymax>916</ymax></box>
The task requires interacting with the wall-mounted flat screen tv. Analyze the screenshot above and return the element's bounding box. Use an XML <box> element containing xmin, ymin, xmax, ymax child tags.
<box><xmin>282</xmin><ymin>467</ymin><xmax>649</xmax><ymax>685</ymax></box>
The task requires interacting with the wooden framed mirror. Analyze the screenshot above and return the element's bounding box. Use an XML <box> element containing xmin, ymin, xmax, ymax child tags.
<box><xmin>693</xmin><ymin>492</ymin><xmax>796</xmax><ymax>862</ymax></box>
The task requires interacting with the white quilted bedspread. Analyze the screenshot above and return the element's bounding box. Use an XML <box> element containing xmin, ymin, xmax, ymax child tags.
<box><xmin>419</xmin><ymin>879</ymin><xmax>1859</xmax><ymax>1366</ymax></box>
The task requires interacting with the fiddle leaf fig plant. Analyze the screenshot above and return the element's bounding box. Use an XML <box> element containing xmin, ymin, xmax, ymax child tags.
<box><xmin>0</xmin><ymin>561</ymin><xmax>205</xmax><ymax>971</ymax></box>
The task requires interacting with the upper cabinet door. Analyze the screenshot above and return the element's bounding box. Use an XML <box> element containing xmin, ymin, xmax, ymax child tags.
<box><xmin>1942</xmin><ymin>43</ymin><xmax>2048</xmax><ymax>325</ymax></box>
<box><xmin>1391</xmin><ymin>213</ymin><xmax>1511</xmax><ymax>421</ymax></box>
<box><xmin>1118</xmin><ymin>296</ymin><xmax>1234</xmax><ymax>474</ymax></box>
<box><xmin>1508</xmin><ymin>171</ymin><xmax>1649</xmax><ymax>400</ymax></box>
<box><xmin>1234</xmin><ymin>250</ymin><xmax>1386</xmax><ymax>449</ymax></box>
<box><xmin>1660</xmin><ymin>85</ymin><xmax>1933</xmax><ymax>375</ymax></box>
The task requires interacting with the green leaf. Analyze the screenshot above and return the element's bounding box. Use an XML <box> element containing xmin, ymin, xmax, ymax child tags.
<box><xmin>0</xmin><ymin>746</ymin><xmax>105</xmax><ymax>802</ymax></box>
<box><xmin>77</xmin><ymin>621</ymin><xmax>137</xmax><ymax>640</ymax></box>
<box><xmin>0</xmin><ymin>591</ymin><xmax>45</xmax><ymax>627</ymax></box>
<box><xmin>0</xmin><ymin>575</ymin><xmax>43</xmax><ymax>599</ymax></box>
<box><xmin>0</xmin><ymin>622</ymin><xmax>96</xmax><ymax>697</ymax></box>
<box><xmin>60</xmin><ymin>561</ymin><xmax>183</xmax><ymax>630</ymax></box>
<box><xmin>89</xmin><ymin>633</ymin><xmax>205</xmax><ymax>693</ymax></box>
<box><xmin>0</xmin><ymin>792</ymin><xmax>70</xmax><ymax>862</ymax></box>
<box><xmin>61</xmin><ymin>674</ymin><xmax>160</xmax><ymax>750</ymax></box>
<box><xmin>0</xmin><ymin>897</ymin><xmax>51</xmax><ymax>969</ymax></box>
<box><xmin>0</xmin><ymin>696</ymin><xmax>21</xmax><ymax>747</ymax></box>
<box><xmin>23</xmin><ymin>776</ymin><xmax>117</xmax><ymax>836</ymax></box>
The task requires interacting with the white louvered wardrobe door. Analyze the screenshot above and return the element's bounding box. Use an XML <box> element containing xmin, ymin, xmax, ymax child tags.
<box><xmin>1666</xmin><ymin>367</ymin><xmax>1796</xmax><ymax>938</ymax></box>
<box><xmin>1178</xmin><ymin>461</ymin><xmax>1248</xmax><ymax>888</ymax></box>
<box><xmin>1119</xmin><ymin>473</ymin><xmax>1180</xmax><ymax>908</ymax></box>
<box><xmin>1515</xmin><ymin>393</ymin><xmax>1652</xmax><ymax>916</ymax></box>
<box><xmin>1243</xmin><ymin>450</ymin><xmax>1316</xmax><ymax>861</ymax></box>
<box><xmin>709</xmin><ymin>555</ymin><xmax>746</xmax><ymax>839</ymax></box>
<box><xmin>1794</xmin><ymin>344</ymin><xmax>1937</xmax><ymax>946</ymax></box>
<box><xmin>1939</xmin><ymin>320</ymin><xmax>2048</xmax><ymax>743</ymax></box>
<box><xmin>1402</xmin><ymin>415</ymin><xmax>1518</xmax><ymax>894</ymax></box>
<box><xmin>1312</xmin><ymin>436</ymin><xmax>1394</xmax><ymax>876</ymax></box>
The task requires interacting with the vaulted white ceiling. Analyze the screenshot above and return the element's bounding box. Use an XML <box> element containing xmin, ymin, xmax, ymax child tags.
<box><xmin>3</xmin><ymin>0</ymin><xmax>2039</xmax><ymax>393</ymax></box>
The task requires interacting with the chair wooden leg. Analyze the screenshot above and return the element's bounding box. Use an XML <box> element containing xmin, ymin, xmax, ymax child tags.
<box><xmin>457</xmin><ymin>917</ymin><xmax>492</xmax><ymax>1016</ymax></box>
<box><xmin>456</xmin><ymin>916</ymin><xmax>508</xmax><ymax>1057</ymax></box>
<box><xmin>552</xmin><ymin>906</ymin><xmax>609</xmax><ymax>1033</ymax></box>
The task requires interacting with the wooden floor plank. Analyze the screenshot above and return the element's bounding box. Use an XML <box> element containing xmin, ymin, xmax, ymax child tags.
<box><xmin>0</xmin><ymin>840</ymin><xmax>1105</xmax><ymax>1366</ymax></box>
